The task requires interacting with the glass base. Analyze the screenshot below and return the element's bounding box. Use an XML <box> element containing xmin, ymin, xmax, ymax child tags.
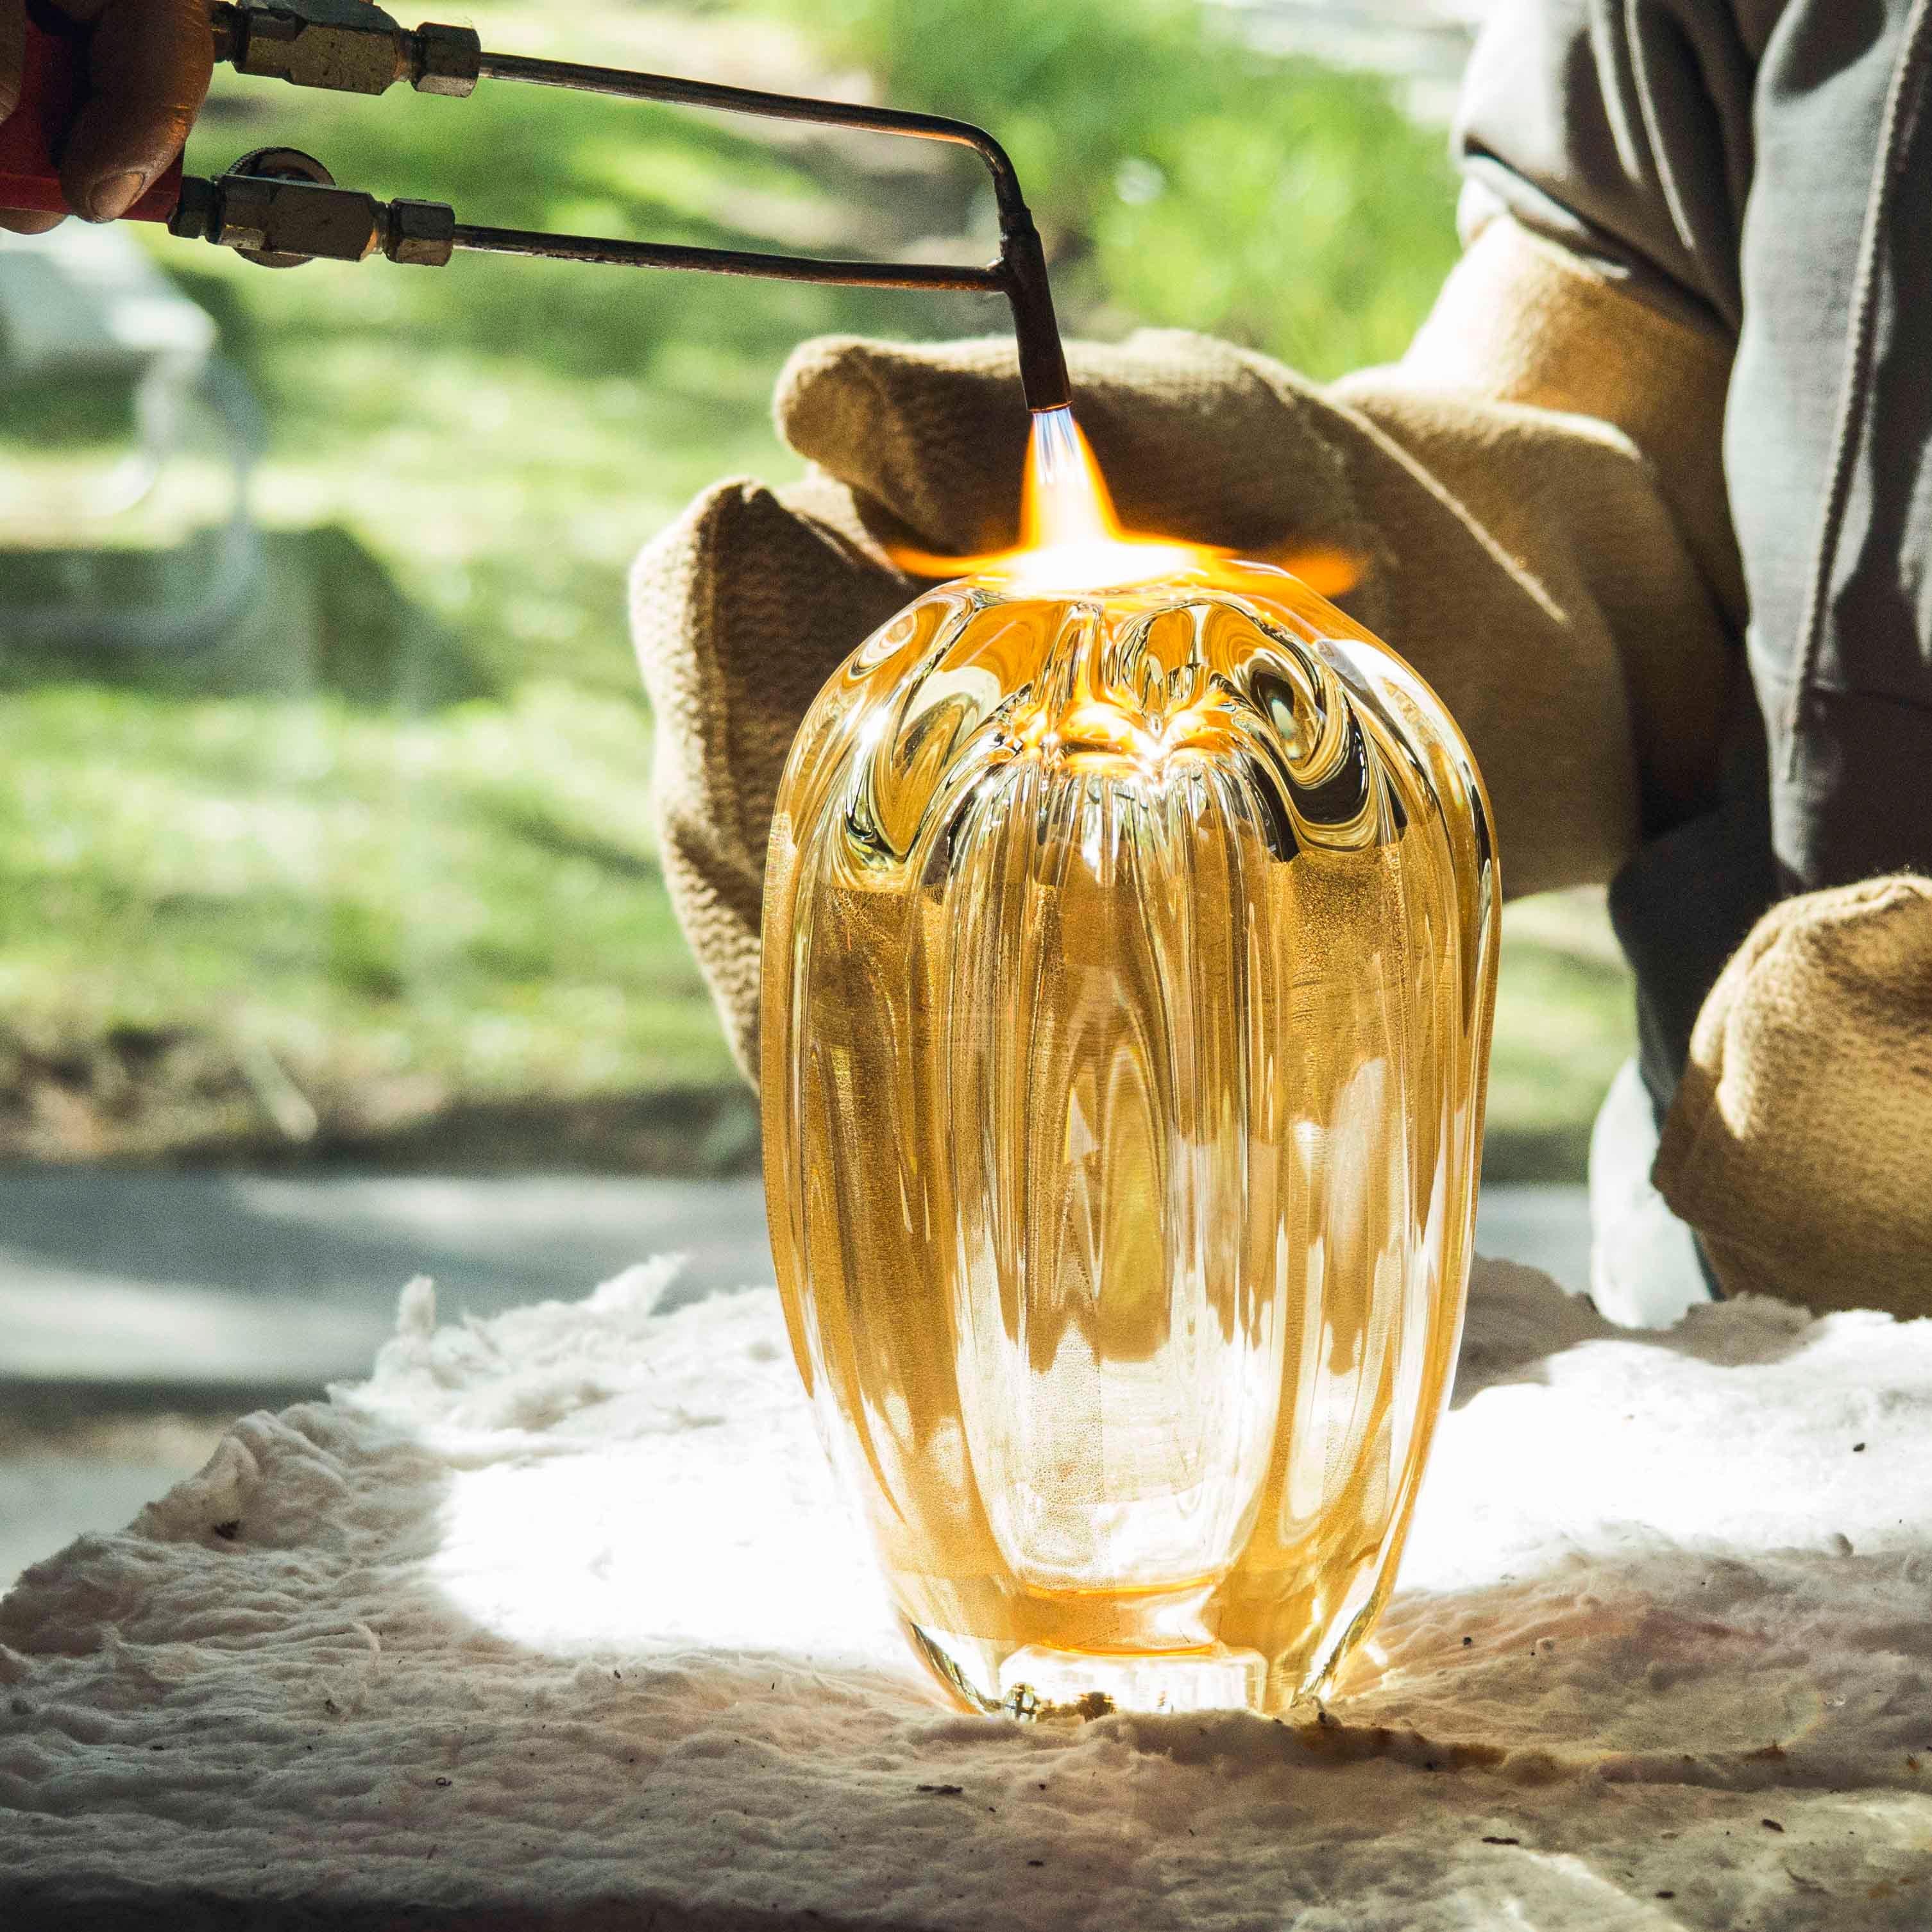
<box><xmin>903</xmin><ymin>1618</ymin><xmax>1269</xmax><ymax>1718</ymax></box>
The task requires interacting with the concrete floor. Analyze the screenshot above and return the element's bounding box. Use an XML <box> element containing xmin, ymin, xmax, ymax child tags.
<box><xmin>0</xmin><ymin>1168</ymin><xmax>772</xmax><ymax>1385</ymax></box>
<box><xmin>0</xmin><ymin>1169</ymin><xmax>1588</xmax><ymax>1589</ymax></box>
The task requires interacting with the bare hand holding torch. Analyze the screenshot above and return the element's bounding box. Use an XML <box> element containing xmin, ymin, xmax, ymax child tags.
<box><xmin>0</xmin><ymin>0</ymin><xmax>211</xmax><ymax>231</ymax></box>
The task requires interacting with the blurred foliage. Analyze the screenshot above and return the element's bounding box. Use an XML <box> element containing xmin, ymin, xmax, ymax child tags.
<box><xmin>0</xmin><ymin>528</ymin><xmax>491</xmax><ymax>709</ymax></box>
<box><xmin>788</xmin><ymin>0</ymin><xmax>1461</xmax><ymax>375</ymax></box>
<box><xmin>0</xmin><ymin>681</ymin><xmax>725</xmax><ymax>1097</ymax></box>
<box><xmin>0</xmin><ymin>1</ymin><xmax>1627</xmax><ymax>1170</ymax></box>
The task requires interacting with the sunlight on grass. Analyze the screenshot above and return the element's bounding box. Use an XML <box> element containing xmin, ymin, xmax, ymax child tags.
<box><xmin>0</xmin><ymin>681</ymin><xmax>734</xmax><ymax>1100</ymax></box>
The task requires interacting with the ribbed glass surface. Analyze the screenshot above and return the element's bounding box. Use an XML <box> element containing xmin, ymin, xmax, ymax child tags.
<box><xmin>762</xmin><ymin>555</ymin><xmax>1496</xmax><ymax>1717</ymax></box>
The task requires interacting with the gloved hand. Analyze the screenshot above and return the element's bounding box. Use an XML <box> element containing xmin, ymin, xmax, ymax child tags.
<box><xmin>632</xmin><ymin>220</ymin><xmax>1738</xmax><ymax>1076</ymax></box>
<box><xmin>0</xmin><ymin>0</ymin><xmax>212</xmax><ymax>231</ymax></box>
<box><xmin>635</xmin><ymin>328</ymin><xmax>1373</xmax><ymax>1076</ymax></box>
<box><xmin>1656</xmin><ymin>876</ymin><xmax>1932</xmax><ymax>1318</ymax></box>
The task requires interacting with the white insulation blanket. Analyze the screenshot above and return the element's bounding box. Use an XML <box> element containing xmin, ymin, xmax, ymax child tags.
<box><xmin>3</xmin><ymin>1258</ymin><xmax>1930</xmax><ymax>1929</ymax></box>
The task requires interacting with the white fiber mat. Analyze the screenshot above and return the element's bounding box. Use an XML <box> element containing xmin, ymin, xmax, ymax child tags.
<box><xmin>3</xmin><ymin>1258</ymin><xmax>1928</xmax><ymax>1928</ymax></box>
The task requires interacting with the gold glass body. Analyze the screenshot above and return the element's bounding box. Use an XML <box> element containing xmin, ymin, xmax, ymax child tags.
<box><xmin>762</xmin><ymin>550</ymin><xmax>1497</xmax><ymax>1717</ymax></box>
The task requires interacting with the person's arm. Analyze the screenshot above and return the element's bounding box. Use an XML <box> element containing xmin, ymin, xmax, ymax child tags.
<box><xmin>1331</xmin><ymin>216</ymin><xmax>1742</xmax><ymax>847</ymax></box>
<box><xmin>0</xmin><ymin>0</ymin><xmax>212</xmax><ymax>232</ymax></box>
<box><xmin>1455</xmin><ymin>0</ymin><xmax>1760</xmax><ymax>334</ymax></box>
<box><xmin>632</xmin><ymin>3</ymin><xmax>1763</xmax><ymax>1078</ymax></box>
<box><xmin>1332</xmin><ymin>0</ymin><xmax>1768</xmax><ymax>839</ymax></box>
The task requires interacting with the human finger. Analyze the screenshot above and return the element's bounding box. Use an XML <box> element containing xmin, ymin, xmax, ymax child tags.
<box><xmin>56</xmin><ymin>0</ymin><xmax>212</xmax><ymax>222</ymax></box>
<box><xmin>0</xmin><ymin>0</ymin><xmax>24</xmax><ymax>123</ymax></box>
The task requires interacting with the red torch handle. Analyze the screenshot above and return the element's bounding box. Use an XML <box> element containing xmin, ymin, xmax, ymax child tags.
<box><xmin>0</xmin><ymin>8</ymin><xmax>185</xmax><ymax>221</ymax></box>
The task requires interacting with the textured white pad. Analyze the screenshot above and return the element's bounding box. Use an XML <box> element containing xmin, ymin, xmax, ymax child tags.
<box><xmin>3</xmin><ymin>1258</ymin><xmax>1929</xmax><ymax>1928</ymax></box>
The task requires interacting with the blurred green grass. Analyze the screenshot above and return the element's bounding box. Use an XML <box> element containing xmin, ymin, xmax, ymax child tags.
<box><xmin>0</xmin><ymin>0</ymin><xmax>1629</xmax><ymax>1171</ymax></box>
<box><xmin>1489</xmin><ymin>890</ymin><xmax>1632</xmax><ymax>1182</ymax></box>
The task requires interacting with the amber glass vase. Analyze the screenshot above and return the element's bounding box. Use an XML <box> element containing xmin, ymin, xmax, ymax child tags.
<box><xmin>761</xmin><ymin>425</ymin><xmax>1496</xmax><ymax>1718</ymax></box>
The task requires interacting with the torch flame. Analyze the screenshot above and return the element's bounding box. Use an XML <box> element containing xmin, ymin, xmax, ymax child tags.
<box><xmin>886</xmin><ymin>405</ymin><xmax>1363</xmax><ymax>599</ymax></box>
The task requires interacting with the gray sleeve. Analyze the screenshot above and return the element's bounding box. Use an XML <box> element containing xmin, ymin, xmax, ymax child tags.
<box><xmin>1454</xmin><ymin>0</ymin><xmax>1776</xmax><ymax>332</ymax></box>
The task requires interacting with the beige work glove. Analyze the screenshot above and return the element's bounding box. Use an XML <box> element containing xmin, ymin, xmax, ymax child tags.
<box><xmin>1656</xmin><ymin>877</ymin><xmax>1932</xmax><ymax>1318</ymax></box>
<box><xmin>632</xmin><ymin>216</ymin><xmax>1738</xmax><ymax>1078</ymax></box>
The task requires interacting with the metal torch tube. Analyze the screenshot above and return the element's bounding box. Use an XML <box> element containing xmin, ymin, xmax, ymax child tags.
<box><xmin>470</xmin><ymin>47</ymin><xmax>1074</xmax><ymax>412</ymax></box>
<box><xmin>169</xmin><ymin>18</ymin><xmax>1078</xmax><ymax>412</ymax></box>
<box><xmin>473</xmin><ymin>51</ymin><xmax>1027</xmax><ymax>206</ymax></box>
<box><xmin>446</xmin><ymin>224</ymin><xmax>1006</xmax><ymax>293</ymax></box>
<box><xmin>1000</xmin><ymin>223</ymin><xmax>1072</xmax><ymax>414</ymax></box>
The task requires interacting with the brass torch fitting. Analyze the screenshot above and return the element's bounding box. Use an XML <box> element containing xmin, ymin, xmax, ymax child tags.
<box><xmin>209</xmin><ymin>1</ymin><xmax>481</xmax><ymax>98</ymax></box>
<box><xmin>170</xmin><ymin>149</ymin><xmax>454</xmax><ymax>267</ymax></box>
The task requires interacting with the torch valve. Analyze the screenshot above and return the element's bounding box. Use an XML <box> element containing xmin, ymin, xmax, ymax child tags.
<box><xmin>167</xmin><ymin>148</ymin><xmax>453</xmax><ymax>269</ymax></box>
<box><xmin>208</xmin><ymin>1</ymin><xmax>480</xmax><ymax>97</ymax></box>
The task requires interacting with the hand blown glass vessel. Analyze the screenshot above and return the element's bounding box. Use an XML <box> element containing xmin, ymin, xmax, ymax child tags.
<box><xmin>762</xmin><ymin>413</ymin><xmax>1498</xmax><ymax>1717</ymax></box>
